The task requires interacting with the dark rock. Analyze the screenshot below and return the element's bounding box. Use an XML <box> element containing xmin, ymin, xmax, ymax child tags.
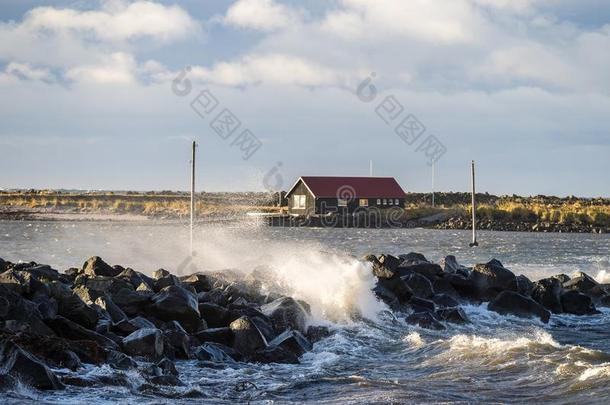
<box><xmin>306</xmin><ymin>325</ymin><xmax>331</xmax><ymax>343</ymax></box>
<box><xmin>0</xmin><ymin>257</ymin><xmax>6</xmax><ymax>273</ymax></box>
<box><xmin>83</xmin><ymin>256</ymin><xmax>120</xmax><ymax>277</ymax></box>
<box><xmin>249</xmin><ymin>345</ymin><xmax>299</xmax><ymax>364</ymax></box>
<box><xmin>198</xmin><ymin>302</ymin><xmax>230</xmax><ymax>328</ymax></box>
<box><xmin>403</xmin><ymin>273</ymin><xmax>434</xmax><ymax>298</ymax></box>
<box><xmin>194</xmin><ymin>327</ymin><xmax>233</xmax><ymax>346</ymax></box>
<box><xmin>47</xmin><ymin>316</ymin><xmax>119</xmax><ymax>350</ymax></box>
<box><xmin>260</xmin><ymin>296</ymin><xmax>308</xmax><ymax>334</ymax></box>
<box><xmin>431</xmin><ymin>294</ymin><xmax>459</xmax><ymax>308</ymax></box>
<box><xmin>106</xmin><ymin>350</ymin><xmax>138</xmax><ymax>370</ymax></box>
<box><xmin>32</xmin><ymin>295</ymin><xmax>58</xmax><ymax>320</ymax></box>
<box><xmin>94</xmin><ymin>295</ymin><xmax>127</xmax><ymax>323</ymax></box>
<box><xmin>563</xmin><ymin>272</ymin><xmax>598</xmax><ymax>293</ymax></box>
<box><xmin>49</xmin><ymin>282</ymin><xmax>99</xmax><ymax>329</ymax></box>
<box><xmin>181</xmin><ymin>274</ymin><xmax>212</xmax><ymax>293</ymax></box>
<box><xmin>156</xmin><ymin>357</ymin><xmax>179</xmax><ymax>376</ymax></box>
<box><xmin>267</xmin><ymin>330</ymin><xmax>312</xmax><ymax>357</ymax></box>
<box><xmin>0</xmin><ymin>297</ymin><xmax>8</xmax><ymax>317</ymax></box>
<box><xmin>396</xmin><ymin>262</ymin><xmax>443</xmax><ymax>282</ymax></box>
<box><xmin>561</xmin><ymin>290</ymin><xmax>599</xmax><ymax>315</ymax></box>
<box><xmin>197</xmin><ymin>289</ymin><xmax>228</xmax><ymax>306</ymax></box>
<box><xmin>469</xmin><ymin>259</ymin><xmax>518</xmax><ymax>301</ymax></box>
<box><xmin>432</xmin><ymin>277</ymin><xmax>460</xmax><ymax>300</ymax></box>
<box><xmin>112</xmin><ymin>317</ymin><xmax>154</xmax><ymax>336</ymax></box>
<box><xmin>0</xmin><ymin>286</ymin><xmax>53</xmax><ymax>336</ymax></box>
<box><xmin>123</xmin><ymin>328</ymin><xmax>164</xmax><ymax>358</ymax></box>
<box><xmin>444</xmin><ymin>273</ymin><xmax>475</xmax><ymax>297</ymax></box>
<box><xmin>488</xmin><ymin>291</ymin><xmax>551</xmax><ymax>323</ymax></box>
<box><xmin>375</xmin><ymin>276</ymin><xmax>413</xmax><ymax>303</ymax></box>
<box><xmin>78</xmin><ymin>276</ymin><xmax>134</xmax><ymax>298</ymax></box>
<box><xmin>149</xmin><ymin>375</ymin><xmax>183</xmax><ymax>386</ymax></box>
<box><xmin>229</xmin><ymin>316</ymin><xmax>267</xmax><ymax>355</ymax></box>
<box><xmin>151</xmin><ymin>286</ymin><xmax>200</xmax><ymax>333</ymax></box>
<box><xmin>398</xmin><ymin>252</ymin><xmax>429</xmax><ymax>265</ymax></box>
<box><xmin>0</xmin><ymin>340</ymin><xmax>64</xmax><ymax>390</ymax></box>
<box><xmin>250</xmin><ymin>316</ymin><xmax>276</xmax><ymax>342</ymax></box>
<box><xmin>116</xmin><ymin>268</ymin><xmax>153</xmax><ymax>290</ymax></box>
<box><xmin>600</xmin><ymin>294</ymin><xmax>610</xmax><ymax>307</ymax></box>
<box><xmin>531</xmin><ymin>277</ymin><xmax>563</xmax><ymax>314</ymax></box>
<box><xmin>440</xmin><ymin>255</ymin><xmax>469</xmax><ymax>275</ymax></box>
<box><xmin>435</xmin><ymin>307</ymin><xmax>469</xmax><ymax>324</ymax></box>
<box><xmin>405</xmin><ymin>312</ymin><xmax>445</xmax><ymax>330</ymax></box>
<box><xmin>552</xmin><ymin>274</ymin><xmax>571</xmax><ymax>284</ymax></box>
<box><xmin>516</xmin><ymin>275</ymin><xmax>534</xmax><ymax>296</ymax></box>
<box><xmin>162</xmin><ymin>321</ymin><xmax>190</xmax><ymax>359</ymax></box>
<box><xmin>371</xmin><ymin>283</ymin><xmax>400</xmax><ymax>309</ymax></box>
<box><xmin>194</xmin><ymin>342</ymin><xmax>237</xmax><ymax>362</ymax></box>
<box><xmin>110</xmin><ymin>288</ymin><xmax>151</xmax><ymax>317</ymax></box>
<box><xmin>408</xmin><ymin>297</ymin><xmax>436</xmax><ymax>313</ymax></box>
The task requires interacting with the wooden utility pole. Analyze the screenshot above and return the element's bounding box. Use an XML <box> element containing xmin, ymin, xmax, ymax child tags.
<box><xmin>469</xmin><ymin>160</ymin><xmax>478</xmax><ymax>247</ymax></box>
<box><xmin>190</xmin><ymin>141</ymin><xmax>196</xmax><ymax>255</ymax></box>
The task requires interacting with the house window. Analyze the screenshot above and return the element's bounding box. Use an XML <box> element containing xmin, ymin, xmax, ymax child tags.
<box><xmin>359</xmin><ymin>198</ymin><xmax>368</xmax><ymax>207</ymax></box>
<box><xmin>338</xmin><ymin>199</ymin><xmax>348</xmax><ymax>207</ymax></box>
<box><xmin>395</xmin><ymin>199</ymin><xmax>399</xmax><ymax>205</ymax></box>
<box><xmin>383</xmin><ymin>199</ymin><xmax>387</xmax><ymax>205</ymax></box>
<box><xmin>376</xmin><ymin>199</ymin><xmax>381</xmax><ymax>205</ymax></box>
<box><xmin>388</xmin><ymin>199</ymin><xmax>393</xmax><ymax>205</ymax></box>
<box><xmin>293</xmin><ymin>195</ymin><xmax>306</xmax><ymax>209</ymax></box>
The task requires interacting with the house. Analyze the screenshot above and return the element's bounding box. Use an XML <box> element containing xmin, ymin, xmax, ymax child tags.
<box><xmin>285</xmin><ymin>176</ymin><xmax>406</xmax><ymax>215</ymax></box>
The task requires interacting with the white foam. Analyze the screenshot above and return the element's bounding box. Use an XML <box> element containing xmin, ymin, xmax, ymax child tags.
<box><xmin>403</xmin><ymin>332</ymin><xmax>425</xmax><ymax>347</ymax></box>
<box><xmin>578</xmin><ymin>363</ymin><xmax>610</xmax><ymax>381</ymax></box>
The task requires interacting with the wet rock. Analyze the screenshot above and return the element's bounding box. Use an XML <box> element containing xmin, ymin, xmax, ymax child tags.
<box><xmin>599</xmin><ymin>294</ymin><xmax>610</xmax><ymax>307</ymax></box>
<box><xmin>469</xmin><ymin>259</ymin><xmax>518</xmax><ymax>301</ymax></box>
<box><xmin>112</xmin><ymin>316</ymin><xmax>155</xmax><ymax>336</ymax></box>
<box><xmin>0</xmin><ymin>257</ymin><xmax>6</xmax><ymax>273</ymax></box>
<box><xmin>531</xmin><ymin>277</ymin><xmax>563</xmax><ymax>314</ymax></box>
<box><xmin>432</xmin><ymin>277</ymin><xmax>460</xmax><ymax>300</ymax></box>
<box><xmin>150</xmin><ymin>375</ymin><xmax>183</xmax><ymax>386</ymax></box>
<box><xmin>488</xmin><ymin>291</ymin><xmax>551</xmax><ymax>323</ymax></box>
<box><xmin>440</xmin><ymin>255</ymin><xmax>469</xmax><ymax>276</ymax></box>
<box><xmin>563</xmin><ymin>272</ymin><xmax>598</xmax><ymax>293</ymax></box>
<box><xmin>398</xmin><ymin>252</ymin><xmax>429</xmax><ymax>266</ymax></box>
<box><xmin>306</xmin><ymin>325</ymin><xmax>331</xmax><ymax>343</ymax></box>
<box><xmin>403</xmin><ymin>273</ymin><xmax>434</xmax><ymax>298</ymax></box>
<box><xmin>47</xmin><ymin>316</ymin><xmax>119</xmax><ymax>350</ymax></box>
<box><xmin>194</xmin><ymin>342</ymin><xmax>237</xmax><ymax>362</ymax></box>
<box><xmin>162</xmin><ymin>321</ymin><xmax>191</xmax><ymax>359</ymax></box>
<box><xmin>197</xmin><ymin>289</ymin><xmax>228</xmax><ymax>306</ymax></box>
<box><xmin>516</xmin><ymin>274</ymin><xmax>534</xmax><ymax>296</ymax></box>
<box><xmin>371</xmin><ymin>283</ymin><xmax>400</xmax><ymax>309</ymax></box>
<box><xmin>78</xmin><ymin>276</ymin><xmax>134</xmax><ymax>298</ymax></box>
<box><xmin>0</xmin><ymin>268</ymin><xmax>52</xmax><ymax>297</ymax></box>
<box><xmin>249</xmin><ymin>345</ymin><xmax>299</xmax><ymax>364</ymax></box>
<box><xmin>198</xmin><ymin>302</ymin><xmax>231</xmax><ymax>328</ymax></box>
<box><xmin>155</xmin><ymin>357</ymin><xmax>179</xmax><ymax>376</ymax></box>
<box><xmin>444</xmin><ymin>273</ymin><xmax>476</xmax><ymax>298</ymax></box>
<box><xmin>49</xmin><ymin>282</ymin><xmax>99</xmax><ymax>329</ymax></box>
<box><xmin>117</xmin><ymin>268</ymin><xmax>153</xmax><ymax>290</ymax></box>
<box><xmin>552</xmin><ymin>274</ymin><xmax>571</xmax><ymax>284</ymax></box>
<box><xmin>83</xmin><ymin>256</ymin><xmax>120</xmax><ymax>277</ymax></box>
<box><xmin>106</xmin><ymin>350</ymin><xmax>138</xmax><ymax>370</ymax></box>
<box><xmin>431</xmin><ymin>294</ymin><xmax>459</xmax><ymax>308</ymax></box>
<box><xmin>0</xmin><ymin>286</ymin><xmax>53</xmax><ymax>336</ymax></box>
<box><xmin>152</xmin><ymin>269</ymin><xmax>182</xmax><ymax>292</ymax></box>
<box><xmin>405</xmin><ymin>312</ymin><xmax>445</xmax><ymax>330</ymax></box>
<box><xmin>194</xmin><ymin>327</ymin><xmax>233</xmax><ymax>346</ymax></box>
<box><xmin>560</xmin><ymin>290</ymin><xmax>599</xmax><ymax>315</ymax></box>
<box><xmin>0</xmin><ymin>297</ymin><xmax>9</xmax><ymax>318</ymax></box>
<box><xmin>151</xmin><ymin>286</ymin><xmax>200</xmax><ymax>333</ymax></box>
<box><xmin>0</xmin><ymin>340</ymin><xmax>64</xmax><ymax>390</ymax></box>
<box><xmin>229</xmin><ymin>316</ymin><xmax>268</xmax><ymax>356</ymax></box>
<box><xmin>375</xmin><ymin>276</ymin><xmax>413</xmax><ymax>304</ymax></box>
<box><xmin>267</xmin><ymin>330</ymin><xmax>312</xmax><ymax>357</ymax></box>
<box><xmin>260</xmin><ymin>296</ymin><xmax>308</xmax><ymax>334</ymax></box>
<box><xmin>32</xmin><ymin>295</ymin><xmax>58</xmax><ymax>320</ymax></box>
<box><xmin>122</xmin><ymin>328</ymin><xmax>164</xmax><ymax>358</ymax></box>
<box><xmin>408</xmin><ymin>296</ymin><xmax>436</xmax><ymax>313</ymax></box>
<box><xmin>436</xmin><ymin>307</ymin><xmax>469</xmax><ymax>324</ymax></box>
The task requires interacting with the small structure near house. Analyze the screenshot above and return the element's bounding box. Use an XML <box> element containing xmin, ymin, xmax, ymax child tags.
<box><xmin>285</xmin><ymin>176</ymin><xmax>406</xmax><ymax>215</ymax></box>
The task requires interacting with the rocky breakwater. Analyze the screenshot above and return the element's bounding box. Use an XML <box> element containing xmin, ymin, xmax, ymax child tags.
<box><xmin>364</xmin><ymin>252</ymin><xmax>610</xmax><ymax>328</ymax></box>
<box><xmin>0</xmin><ymin>256</ymin><xmax>328</xmax><ymax>395</ymax></box>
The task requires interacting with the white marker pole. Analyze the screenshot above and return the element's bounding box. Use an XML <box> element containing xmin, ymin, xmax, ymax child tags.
<box><xmin>432</xmin><ymin>163</ymin><xmax>435</xmax><ymax>208</ymax></box>
<box><xmin>370</xmin><ymin>160</ymin><xmax>373</xmax><ymax>177</ymax></box>
<box><xmin>190</xmin><ymin>141</ymin><xmax>196</xmax><ymax>256</ymax></box>
<box><xmin>469</xmin><ymin>160</ymin><xmax>478</xmax><ymax>247</ymax></box>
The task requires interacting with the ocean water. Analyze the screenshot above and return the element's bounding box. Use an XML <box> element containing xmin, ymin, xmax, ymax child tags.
<box><xmin>1</xmin><ymin>220</ymin><xmax>609</xmax><ymax>404</ymax></box>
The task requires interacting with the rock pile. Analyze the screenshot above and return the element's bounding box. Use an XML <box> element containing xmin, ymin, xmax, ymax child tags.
<box><xmin>365</xmin><ymin>253</ymin><xmax>608</xmax><ymax>327</ymax></box>
<box><xmin>0</xmin><ymin>256</ymin><xmax>325</xmax><ymax>391</ymax></box>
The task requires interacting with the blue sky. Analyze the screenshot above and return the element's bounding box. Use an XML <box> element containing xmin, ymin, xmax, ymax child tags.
<box><xmin>0</xmin><ymin>0</ymin><xmax>609</xmax><ymax>196</ymax></box>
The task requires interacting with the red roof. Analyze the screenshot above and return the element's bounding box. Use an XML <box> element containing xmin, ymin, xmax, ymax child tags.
<box><xmin>291</xmin><ymin>176</ymin><xmax>406</xmax><ymax>198</ymax></box>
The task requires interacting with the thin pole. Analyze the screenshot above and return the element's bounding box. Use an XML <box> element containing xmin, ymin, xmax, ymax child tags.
<box><xmin>190</xmin><ymin>141</ymin><xmax>196</xmax><ymax>255</ymax></box>
<box><xmin>369</xmin><ymin>160</ymin><xmax>373</xmax><ymax>177</ymax></box>
<box><xmin>469</xmin><ymin>160</ymin><xmax>478</xmax><ymax>247</ymax></box>
<box><xmin>431</xmin><ymin>163</ymin><xmax>435</xmax><ymax>208</ymax></box>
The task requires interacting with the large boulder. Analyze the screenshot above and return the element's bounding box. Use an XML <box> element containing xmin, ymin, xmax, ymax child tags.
<box><xmin>531</xmin><ymin>277</ymin><xmax>563</xmax><ymax>314</ymax></box>
<box><xmin>46</xmin><ymin>316</ymin><xmax>119</xmax><ymax>350</ymax></box>
<box><xmin>267</xmin><ymin>330</ymin><xmax>312</xmax><ymax>357</ymax></box>
<box><xmin>181</xmin><ymin>274</ymin><xmax>212</xmax><ymax>293</ymax></box>
<box><xmin>194</xmin><ymin>327</ymin><xmax>233</xmax><ymax>346</ymax></box>
<box><xmin>260</xmin><ymin>297</ymin><xmax>308</xmax><ymax>334</ymax></box>
<box><xmin>563</xmin><ymin>272</ymin><xmax>598</xmax><ymax>293</ymax></box>
<box><xmin>440</xmin><ymin>255</ymin><xmax>470</xmax><ymax>276</ymax></box>
<box><xmin>469</xmin><ymin>259</ymin><xmax>517</xmax><ymax>301</ymax></box>
<box><xmin>83</xmin><ymin>256</ymin><xmax>120</xmax><ymax>277</ymax></box>
<box><xmin>398</xmin><ymin>252</ymin><xmax>429</xmax><ymax>266</ymax></box>
<box><xmin>403</xmin><ymin>273</ymin><xmax>433</xmax><ymax>298</ymax></box>
<box><xmin>249</xmin><ymin>345</ymin><xmax>299</xmax><ymax>364</ymax></box>
<box><xmin>198</xmin><ymin>302</ymin><xmax>231</xmax><ymax>328</ymax></box>
<box><xmin>110</xmin><ymin>288</ymin><xmax>152</xmax><ymax>317</ymax></box>
<box><xmin>560</xmin><ymin>290</ymin><xmax>599</xmax><ymax>315</ymax></box>
<box><xmin>48</xmin><ymin>282</ymin><xmax>99</xmax><ymax>329</ymax></box>
<box><xmin>122</xmin><ymin>328</ymin><xmax>164</xmax><ymax>358</ymax></box>
<box><xmin>229</xmin><ymin>316</ymin><xmax>268</xmax><ymax>356</ymax></box>
<box><xmin>194</xmin><ymin>343</ymin><xmax>237</xmax><ymax>362</ymax></box>
<box><xmin>375</xmin><ymin>276</ymin><xmax>413</xmax><ymax>304</ymax></box>
<box><xmin>396</xmin><ymin>262</ymin><xmax>443</xmax><ymax>282</ymax></box>
<box><xmin>363</xmin><ymin>254</ymin><xmax>400</xmax><ymax>279</ymax></box>
<box><xmin>94</xmin><ymin>295</ymin><xmax>127</xmax><ymax>323</ymax></box>
<box><xmin>435</xmin><ymin>307</ymin><xmax>469</xmax><ymax>324</ymax></box>
<box><xmin>488</xmin><ymin>291</ymin><xmax>550</xmax><ymax>323</ymax></box>
<box><xmin>150</xmin><ymin>286</ymin><xmax>201</xmax><ymax>332</ymax></box>
<box><xmin>0</xmin><ymin>340</ymin><xmax>64</xmax><ymax>390</ymax></box>
<box><xmin>405</xmin><ymin>312</ymin><xmax>445</xmax><ymax>330</ymax></box>
<box><xmin>162</xmin><ymin>321</ymin><xmax>191</xmax><ymax>359</ymax></box>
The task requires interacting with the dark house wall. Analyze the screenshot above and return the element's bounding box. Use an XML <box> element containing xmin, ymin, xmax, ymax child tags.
<box><xmin>287</xmin><ymin>180</ymin><xmax>315</xmax><ymax>214</ymax></box>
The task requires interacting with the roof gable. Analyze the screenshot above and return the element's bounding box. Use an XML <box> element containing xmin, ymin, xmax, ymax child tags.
<box><xmin>288</xmin><ymin>176</ymin><xmax>405</xmax><ymax>198</ymax></box>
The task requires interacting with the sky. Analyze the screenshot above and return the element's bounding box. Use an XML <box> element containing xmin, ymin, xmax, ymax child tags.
<box><xmin>0</xmin><ymin>0</ymin><xmax>609</xmax><ymax>196</ymax></box>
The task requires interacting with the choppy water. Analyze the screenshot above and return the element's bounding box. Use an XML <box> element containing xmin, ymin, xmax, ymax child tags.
<box><xmin>1</xmin><ymin>220</ymin><xmax>610</xmax><ymax>404</ymax></box>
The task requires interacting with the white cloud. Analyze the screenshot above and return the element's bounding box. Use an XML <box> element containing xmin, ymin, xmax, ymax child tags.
<box><xmin>223</xmin><ymin>0</ymin><xmax>303</xmax><ymax>31</ymax></box>
<box><xmin>5</xmin><ymin>62</ymin><xmax>55</xmax><ymax>82</ymax></box>
<box><xmin>66</xmin><ymin>52</ymin><xmax>136</xmax><ymax>84</ymax></box>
